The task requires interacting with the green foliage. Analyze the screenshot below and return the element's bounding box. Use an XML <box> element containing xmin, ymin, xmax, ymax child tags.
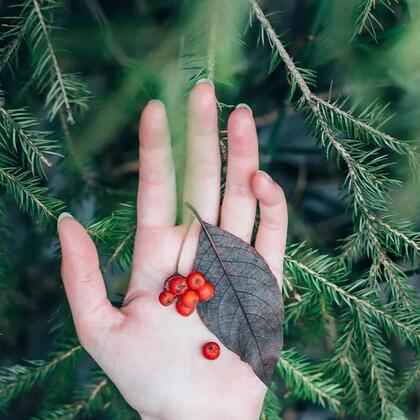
<box><xmin>0</xmin><ymin>153</ymin><xmax>64</xmax><ymax>225</ymax></box>
<box><xmin>0</xmin><ymin>0</ymin><xmax>90</xmax><ymax>123</ymax></box>
<box><xmin>260</xmin><ymin>381</ymin><xmax>282</xmax><ymax>420</ymax></box>
<box><xmin>0</xmin><ymin>340</ymin><xmax>82</xmax><ymax>411</ymax></box>
<box><xmin>352</xmin><ymin>0</ymin><xmax>397</xmax><ymax>40</ymax></box>
<box><xmin>0</xmin><ymin>201</ymin><xmax>8</xmax><ymax>283</ymax></box>
<box><xmin>0</xmin><ymin>0</ymin><xmax>419</xmax><ymax>418</ymax></box>
<box><xmin>277</xmin><ymin>348</ymin><xmax>342</xmax><ymax>411</ymax></box>
<box><xmin>0</xmin><ymin>90</ymin><xmax>60</xmax><ymax>175</ymax></box>
<box><xmin>33</xmin><ymin>373</ymin><xmax>111</xmax><ymax>420</ymax></box>
<box><xmin>89</xmin><ymin>202</ymin><xmax>136</xmax><ymax>272</ymax></box>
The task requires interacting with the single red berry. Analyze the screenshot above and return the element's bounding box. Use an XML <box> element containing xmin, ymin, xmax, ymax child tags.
<box><xmin>202</xmin><ymin>342</ymin><xmax>220</xmax><ymax>360</ymax></box>
<box><xmin>197</xmin><ymin>282</ymin><xmax>215</xmax><ymax>301</ymax></box>
<box><xmin>168</xmin><ymin>276</ymin><xmax>188</xmax><ymax>295</ymax></box>
<box><xmin>187</xmin><ymin>271</ymin><xmax>207</xmax><ymax>290</ymax></box>
<box><xmin>176</xmin><ymin>300</ymin><xmax>195</xmax><ymax>317</ymax></box>
<box><xmin>180</xmin><ymin>290</ymin><xmax>199</xmax><ymax>308</ymax></box>
<box><xmin>159</xmin><ymin>290</ymin><xmax>175</xmax><ymax>306</ymax></box>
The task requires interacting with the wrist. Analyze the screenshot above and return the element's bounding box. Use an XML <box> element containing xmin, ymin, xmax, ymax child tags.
<box><xmin>138</xmin><ymin>393</ymin><xmax>264</xmax><ymax>420</ymax></box>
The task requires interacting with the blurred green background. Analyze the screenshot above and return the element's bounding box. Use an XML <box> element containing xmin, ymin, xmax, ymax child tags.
<box><xmin>0</xmin><ymin>0</ymin><xmax>419</xmax><ymax>418</ymax></box>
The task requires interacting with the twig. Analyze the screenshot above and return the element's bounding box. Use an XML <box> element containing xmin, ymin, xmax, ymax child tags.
<box><xmin>32</xmin><ymin>0</ymin><xmax>74</xmax><ymax>124</ymax></box>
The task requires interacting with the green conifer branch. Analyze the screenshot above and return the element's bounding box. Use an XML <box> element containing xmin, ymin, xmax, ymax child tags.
<box><xmin>316</xmin><ymin>96</ymin><xmax>416</xmax><ymax>166</ymax></box>
<box><xmin>88</xmin><ymin>203</ymin><xmax>136</xmax><ymax>272</ymax></box>
<box><xmin>261</xmin><ymin>381</ymin><xmax>282</xmax><ymax>420</ymax></box>
<box><xmin>352</xmin><ymin>0</ymin><xmax>396</xmax><ymax>41</ymax></box>
<box><xmin>277</xmin><ymin>348</ymin><xmax>342</xmax><ymax>411</ymax></box>
<box><xmin>0</xmin><ymin>200</ymin><xmax>8</xmax><ymax>283</ymax></box>
<box><xmin>0</xmin><ymin>91</ymin><xmax>60</xmax><ymax>174</ymax></box>
<box><xmin>30</xmin><ymin>0</ymin><xmax>89</xmax><ymax>123</ymax></box>
<box><xmin>394</xmin><ymin>357</ymin><xmax>420</xmax><ymax>403</ymax></box>
<box><xmin>34</xmin><ymin>377</ymin><xmax>110</xmax><ymax>419</ymax></box>
<box><xmin>103</xmin><ymin>229</ymin><xmax>135</xmax><ymax>272</ymax></box>
<box><xmin>1</xmin><ymin>0</ymin><xmax>90</xmax><ymax>123</ymax></box>
<box><xmin>31</xmin><ymin>0</ymin><xmax>73</xmax><ymax>124</ymax></box>
<box><xmin>248</xmin><ymin>0</ymin><xmax>420</xmax><ymax>308</ymax></box>
<box><xmin>0</xmin><ymin>5</ymin><xmax>34</xmax><ymax>71</ymax></box>
<box><xmin>329</xmin><ymin>318</ymin><xmax>367</xmax><ymax>415</ymax></box>
<box><xmin>284</xmin><ymin>245</ymin><xmax>420</xmax><ymax>345</ymax></box>
<box><xmin>0</xmin><ymin>343</ymin><xmax>82</xmax><ymax>410</ymax></box>
<box><xmin>0</xmin><ymin>156</ymin><xmax>64</xmax><ymax>224</ymax></box>
<box><xmin>355</xmin><ymin>309</ymin><xmax>405</xmax><ymax>419</ymax></box>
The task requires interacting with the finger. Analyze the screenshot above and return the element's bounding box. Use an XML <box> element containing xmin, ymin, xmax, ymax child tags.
<box><xmin>58</xmin><ymin>213</ymin><xmax>124</xmax><ymax>350</ymax></box>
<box><xmin>138</xmin><ymin>100</ymin><xmax>176</xmax><ymax>227</ymax></box>
<box><xmin>252</xmin><ymin>171</ymin><xmax>288</xmax><ymax>286</ymax></box>
<box><xmin>220</xmin><ymin>104</ymin><xmax>258</xmax><ymax>242</ymax></box>
<box><xmin>183</xmin><ymin>80</ymin><xmax>221</xmax><ymax>224</ymax></box>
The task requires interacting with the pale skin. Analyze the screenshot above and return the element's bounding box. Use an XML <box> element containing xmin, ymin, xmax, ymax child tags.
<box><xmin>57</xmin><ymin>80</ymin><xmax>288</xmax><ymax>420</ymax></box>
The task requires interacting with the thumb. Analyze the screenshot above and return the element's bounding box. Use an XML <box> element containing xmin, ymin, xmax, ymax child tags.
<box><xmin>57</xmin><ymin>213</ymin><xmax>123</xmax><ymax>351</ymax></box>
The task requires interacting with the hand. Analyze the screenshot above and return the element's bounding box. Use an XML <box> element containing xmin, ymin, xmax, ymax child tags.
<box><xmin>58</xmin><ymin>81</ymin><xmax>288</xmax><ymax>420</ymax></box>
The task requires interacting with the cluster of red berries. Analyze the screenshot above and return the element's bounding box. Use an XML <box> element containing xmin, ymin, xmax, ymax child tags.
<box><xmin>159</xmin><ymin>272</ymin><xmax>220</xmax><ymax>360</ymax></box>
<box><xmin>159</xmin><ymin>271</ymin><xmax>215</xmax><ymax>316</ymax></box>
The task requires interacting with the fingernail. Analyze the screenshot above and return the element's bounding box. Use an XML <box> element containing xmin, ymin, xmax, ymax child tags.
<box><xmin>57</xmin><ymin>212</ymin><xmax>74</xmax><ymax>227</ymax></box>
<box><xmin>236</xmin><ymin>103</ymin><xmax>253</xmax><ymax>114</ymax></box>
<box><xmin>256</xmin><ymin>170</ymin><xmax>272</xmax><ymax>182</ymax></box>
<box><xmin>147</xmin><ymin>99</ymin><xmax>161</xmax><ymax>105</ymax></box>
<box><xmin>195</xmin><ymin>78</ymin><xmax>214</xmax><ymax>88</ymax></box>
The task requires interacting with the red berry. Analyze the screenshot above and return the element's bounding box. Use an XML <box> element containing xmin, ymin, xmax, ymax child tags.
<box><xmin>187</xmin><ymin>271</ymin><xmax>206</xmax><ymax>290</ymax></box>
<box><xmin>202</xmin><ymin>342</ymin><xmax>220</xmax><ymax>360</ymax></box>
<box><xmin>197</xmin><ymin>282</ymin><xmax>215</xmax><ymax>301</ymax></box>
<box><xmin>180</xmin><ymin>290</ymin><xmax>199</xmax><ymax>308</ymax></box>
<box><xmin>168</xmin><ymin>276</ymin><xmax>188</xmax><ymax>295</ymax></box>
<box><xmin>159</xmin><ymin>290</ymin><xmax>175</xmax><ymax>306</ymax></box>
<box><xmin>176</xmin><ymin>301</ymin><xmax>195</xmax><ymax>317</ymax></box>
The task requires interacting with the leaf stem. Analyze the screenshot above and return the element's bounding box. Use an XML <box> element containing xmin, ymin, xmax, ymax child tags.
<box><xmin>175</xmin><ymin>214</ymin><xmax>194</xmax><ymax>274</ymax></box>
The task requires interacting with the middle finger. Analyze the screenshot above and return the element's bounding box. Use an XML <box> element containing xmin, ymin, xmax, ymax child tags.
<box><xmin>183</xmin><ymin>80</ymin><xmax>221</xmax><ymax>225</ymax></box>
<box><xmin>220</xmin><ymin>104</ymin><xmax>259</xmax><ymax>242</ymax></box>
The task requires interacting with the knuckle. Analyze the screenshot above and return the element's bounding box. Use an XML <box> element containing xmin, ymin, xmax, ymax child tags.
<box><xmin>77</xmin><ymin>267</ymin><xmax>100</xmax><ymax>285</ymax></box>
<box><xmin>226</xmin><ymin>179</ymin><xmax>254</xmax><ymax>197</ymax></box>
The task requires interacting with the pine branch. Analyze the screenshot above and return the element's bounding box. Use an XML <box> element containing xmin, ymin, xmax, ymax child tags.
<box><xmin>329</xmin><ymin>316</ymin><xmax>367</xmax><ymax>415</ymax></box>
<box><xmin>249</xmin><ymin>0</ymin><xmax>420</xmax><ymax>307</ymax></box>
<box><xmin>261</xmin><ymin>381</ymin><xmax>282</xmax><ymax>420</ymax></box>
<box><xmin>376</xmin><ymin>217</ymin><xmax>420</xmax><ymax>257</ymax></box>
<box><xmin>248</xmin><ymin>0</ymin><xmax>417</xmax><ymax>190</ymax></box>
<box><xmin>32</xmin><ymin>0</ymin><xmax>90</xmax><ymax>122</ymax></box>
<box><xmin>277</xmin><ymin>348</ymin><xmax>342</xmax><ymax>411</ymax></box>
<box><xmin>0</xmin><ymin>155</ymin><xmax>64</xmax><ymax>225</ymax></box>
<box><xmin>352</xmin><ymin>0</ymin><xmax>396</xmax><ymax>41</ymax></box>
<box><xmin>1</xmin><ymin>0</ymin><xmax>90</xmax><ymax>123</ymax></box>
<box><xmin>285</xmin><ymin>244</ymin><xmax>420</xmax><ymax>346</ymax></box>
<box><xmin>316</xmin><ymin>96</ymin><xmax>417</xmax><ymax>168</ymax></box>
<box><xmin>0</xmin><ymin>91</ymin><xmax>60</xmax><ymax>174</ymax></box>
<box><xmin>0</xmin><ymin>4</ymin><xmax>34</xmax><ymax>71</ymax></box>
<box><xmin>355</xmin><ymin>309</ymin><xmax>406</xmax><ymax>419</ymax></box>
<box><xmin>31</xmin><ymin>0</ymin><xmax>73</xmax><ymax>123</ymax></box>
<box><xmin>33</xmin><ymin>376</ymin><xmax>110</xmax><ymax>420</ymax></box>
<box><xmin>394</xmin><ymin>357</ymin><xmax>420</xmax><ymax>403</ymax></box>
<box><xmin>0</xmin><ymin>200</ymin><xmax>8</xmax><ymax>284</ymax></box>
<box><xmin>88</xmin><ymin>202</ymin><xmax>136</xmax><ymax>272</ymax></box>
<box><xmin>0</xmin><ymin>342</ymin><xmax>82</xmax><ymax>410</ymax></box>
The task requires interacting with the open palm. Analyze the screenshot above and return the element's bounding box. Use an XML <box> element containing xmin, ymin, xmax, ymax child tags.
<box><xmin>58</xmin><ymin>81</ymin><xmax>288</xmax><ymax>420</ymax></box>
